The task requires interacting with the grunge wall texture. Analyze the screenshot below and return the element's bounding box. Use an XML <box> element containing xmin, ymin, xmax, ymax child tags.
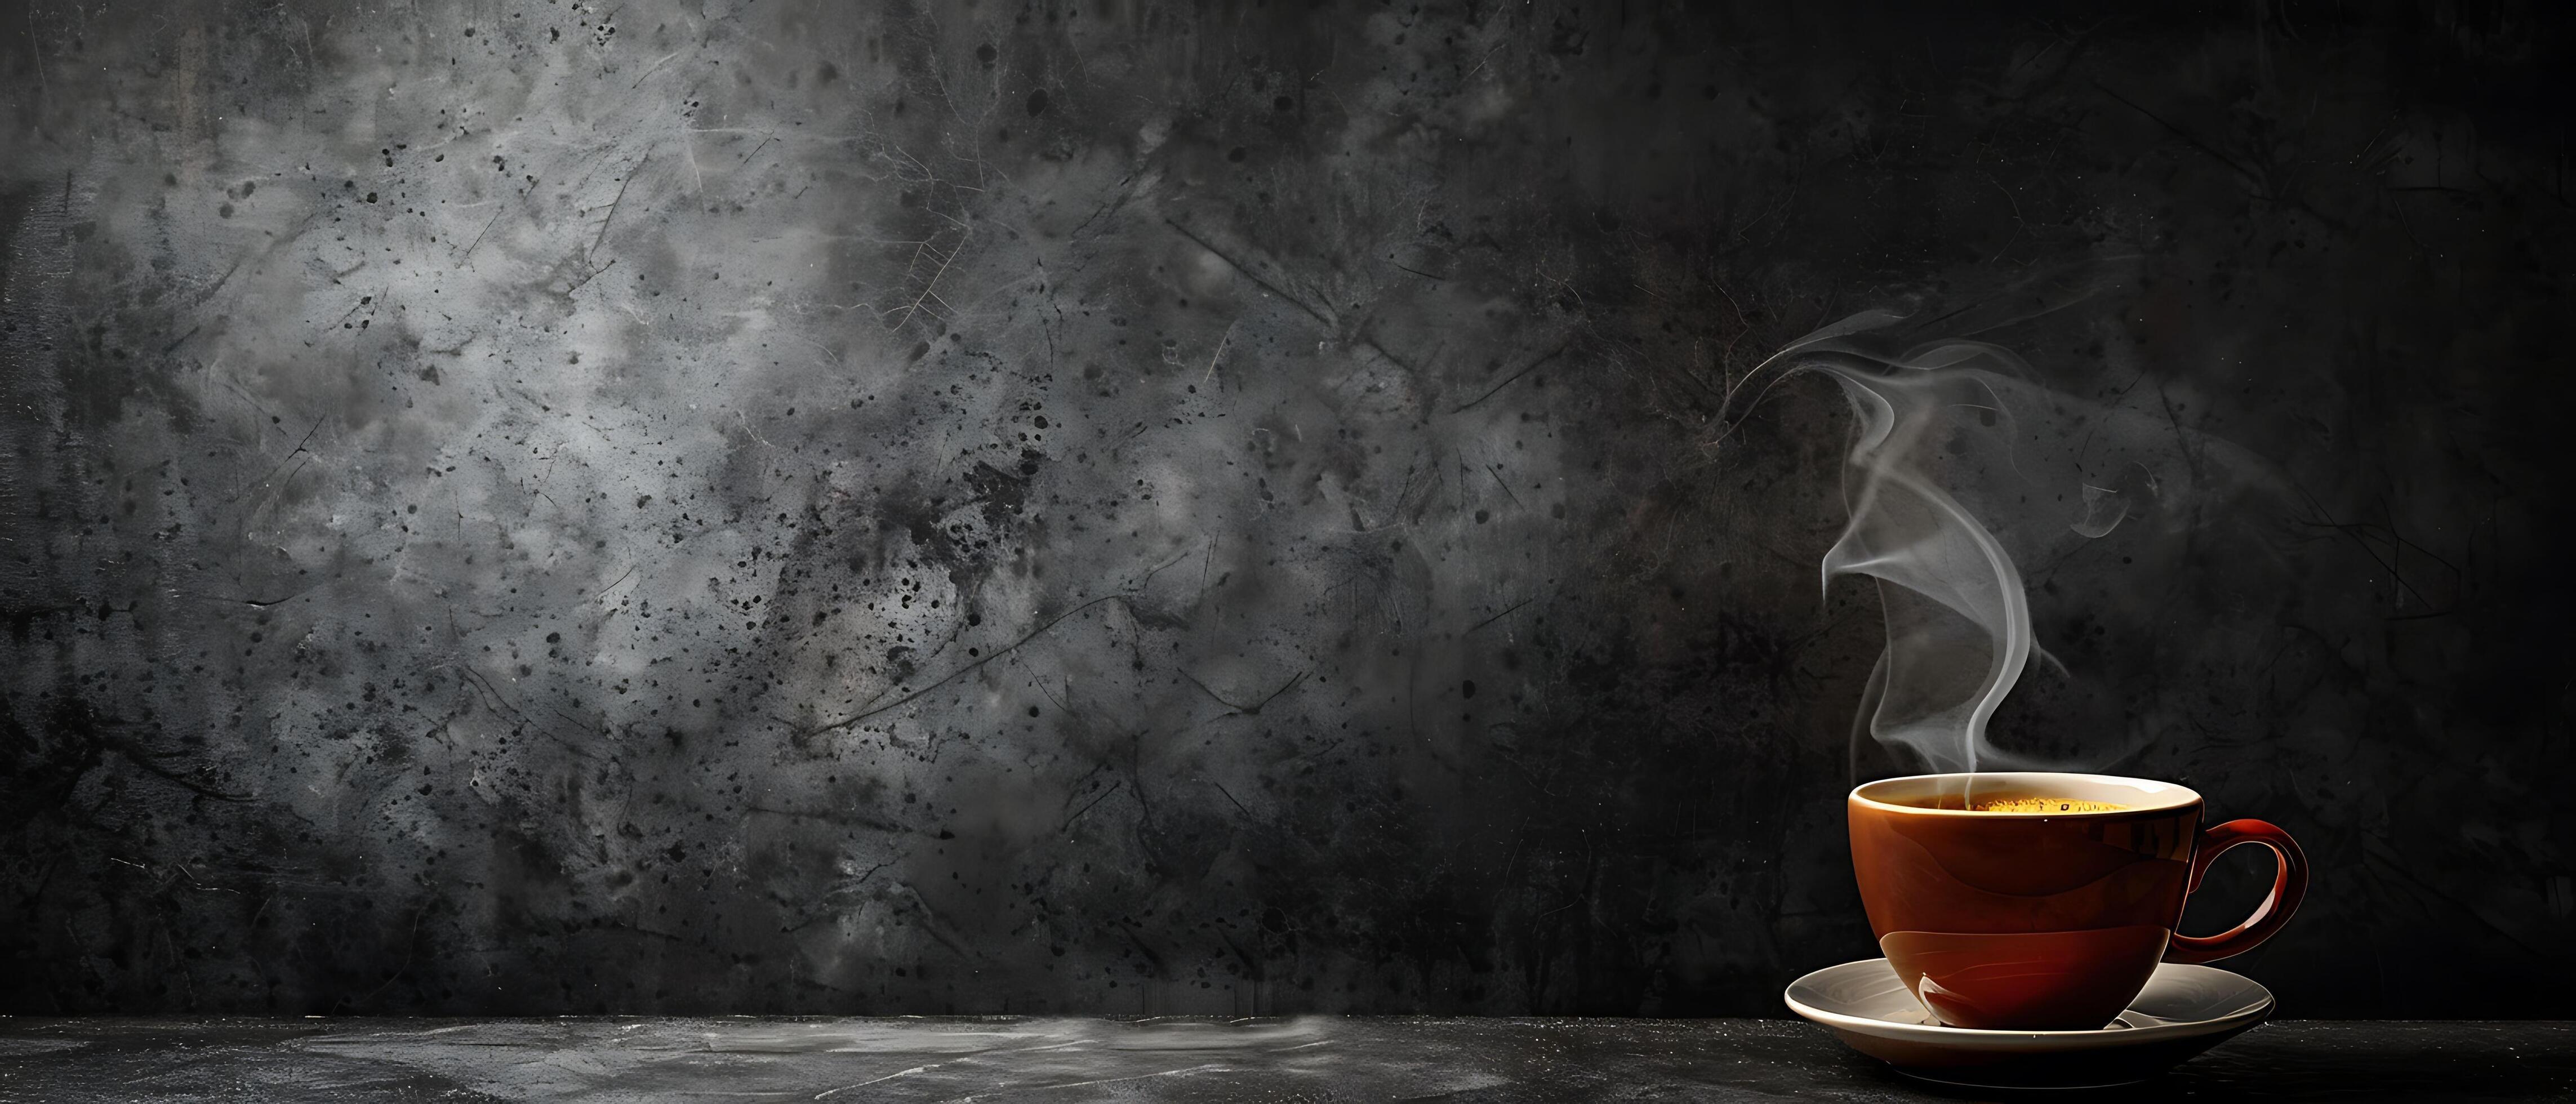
<box><xmin>3</xmin><ymin>0</ymin><xmax>2570</xmax><ymax>1016</ymax></box>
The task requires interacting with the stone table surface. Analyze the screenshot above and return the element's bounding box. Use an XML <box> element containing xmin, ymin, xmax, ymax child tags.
<box><xmin>0</xmin><ymin>1017</ymin><xmax>2568</xmax><ymax>1102</ymax></box>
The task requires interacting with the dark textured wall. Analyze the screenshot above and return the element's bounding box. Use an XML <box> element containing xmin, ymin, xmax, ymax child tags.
<box><xmin>3</xmin><ymin>0</ymin><xmax>2570</xmax><ymax>1017</ymax></box>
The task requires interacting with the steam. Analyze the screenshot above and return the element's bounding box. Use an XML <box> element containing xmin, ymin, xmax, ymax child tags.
<box><xmin>1727</xmin><ymin>310</ymin><xmax>2143</xmax><ymax>773</ymax></box>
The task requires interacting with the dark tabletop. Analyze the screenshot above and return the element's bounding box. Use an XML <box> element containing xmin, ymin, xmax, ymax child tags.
<box><xmin>0</xmin><ymin>1017</ymin><xmax>2569</xmax><ymax>1102</ymax></box>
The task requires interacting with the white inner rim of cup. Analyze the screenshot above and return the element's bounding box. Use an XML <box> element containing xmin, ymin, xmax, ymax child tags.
<box><xmin>1849</xmin><ymin>772</ymin><xmax>2201</xmax><ymax>816</ymax></box>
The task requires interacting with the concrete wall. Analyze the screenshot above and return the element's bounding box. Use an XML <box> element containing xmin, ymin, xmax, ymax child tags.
<box><xmin>3</xmin><ymin>0</ymin><xmax>2568</xmax><ymax>1014</ymax></box>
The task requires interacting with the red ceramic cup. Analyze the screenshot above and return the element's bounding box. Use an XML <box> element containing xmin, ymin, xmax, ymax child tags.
<box><xmin>1848</xmin><ymin>772</ymin><xmax>2307</xmax><ymax>1030</ymax></box>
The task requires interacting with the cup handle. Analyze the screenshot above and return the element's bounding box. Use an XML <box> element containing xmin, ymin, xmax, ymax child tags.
<box><xmin>2165</xmin><ymin>818</ymin><xmax>2310</xmax><ymax>965</ymax></box>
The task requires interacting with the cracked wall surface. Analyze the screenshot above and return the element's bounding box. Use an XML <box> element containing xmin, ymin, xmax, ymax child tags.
<box><xmin>2</xmin><ymin>1</ymin><xmax>2570</xmax><ymax>1015</ymax></box>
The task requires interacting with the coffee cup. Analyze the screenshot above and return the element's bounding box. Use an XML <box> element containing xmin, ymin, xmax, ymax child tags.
<box><xmin>1847</xmin><ymin>772</ymin><xmax>2307</xmax><ymax>1030</ymax></box>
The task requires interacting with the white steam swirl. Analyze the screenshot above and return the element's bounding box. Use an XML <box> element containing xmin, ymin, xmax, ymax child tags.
<box><xmin>1729</xmin><ymin>310</ymin><xmax>2121</xmax><ymax>773</ymax></box>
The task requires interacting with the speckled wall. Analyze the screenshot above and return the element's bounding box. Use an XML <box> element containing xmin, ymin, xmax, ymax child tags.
<box><xmin>3</xmin><ymin>0</ymin><xmax>2569</xmax><ymax>1017</ymax></box>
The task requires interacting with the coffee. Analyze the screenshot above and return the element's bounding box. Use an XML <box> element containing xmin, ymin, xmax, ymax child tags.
<box><xmin>1970</xmin><ymin>796</ymin><xmax>2128</xmax><ymax>813</ymax></box>
<box><xmin>1850</xmin><ymin>771</ymin><xmax>2309</xmax><ymax>1029</ymax></box>
<box><xmin>1892</xmin><ymin>795</ymin><xmax>2130</xmax><ymax>813</ymax></box>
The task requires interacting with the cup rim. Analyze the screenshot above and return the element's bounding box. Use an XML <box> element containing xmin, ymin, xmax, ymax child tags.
<box><xmin>1849</xmin><ymin>771</ymin><xmax>2202</xmax><ymax>817</ymax></box>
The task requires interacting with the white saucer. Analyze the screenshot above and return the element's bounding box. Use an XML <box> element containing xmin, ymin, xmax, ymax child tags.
<box><xmin>1784</xmin><ymin>958</ymin><xmax>2274</xmax><ymax>1089</ymax></box>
